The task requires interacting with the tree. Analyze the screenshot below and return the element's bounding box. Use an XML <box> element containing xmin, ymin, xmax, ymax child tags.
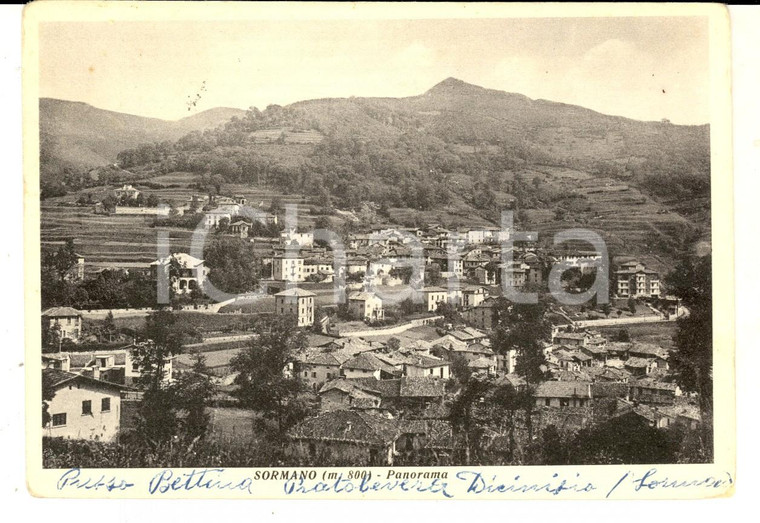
<box><xmin>601</xmin><ymin>303</ymin><xmax>612</xmax><ymax>318</ymax></box>
<box><xmin>386</xmin><ymin>337</ymin><xmax>401</xmax><ymax>352</ymax></box>
<box><xmin>436</xmin><ymin>301</ymin><xmax>461</xmax><ymax>325</ymax></box>
<box><xmin>130</xmin><ymin>310</ymin><xmax>185</xmax><ymax>445</ymax></box>
<box><xmin>627</xmin><ymin>297</ymin><xmax>637</xmax><ymax>315</ymax></box>
<box><xmin>203</xmin><ymin>237</ymin><xmax>260</xmax><ymax>294</ymax></box>
<box><xmin>614</xmin><ymin>328</ymin><xmax>630</xmax><ymax>342</ymax></box>
<box><xmin>231</xmin><ymin>315</ymin><xmax>308</xmax><ymax>437</ymax></box>
<box><xmin>43</xmin><ymin>238</ymin><xmax>79</xmax><ymax>285</ymax></box>
<box><xmin>490</xmin><ymin>299</ymin><xmax>550</xmax><ymax>384</ymax></box>
<box><xmin>424</xmin><ymin>263</ymin><xmax>442</xmax><ymax>286</ymax></box>
<box><xmin>665</xmin><ymin>254</ymin><xmax>713</xmax><ymax>459</ymax></box>
<box><xmin>42</xmin><ymin>321</ymin><xmax>62</xmax><ymax>352</ymax></box>
<box><xmin>450</xmin><ymin>354</ymin><xmax>472</xmax><ymax>385</ymax></box>
<box><xmin>42</xmin><ymin>372</ymin><xmax>55</xmax><ymax>428</ymax></box>
<box><xmin>102</xmin><ymin>311</ymin><xmax>117</xmax><ymax>342</ymax></box>
<box><xmin>216</xmin><ymin>216</ymin><xmax>230</xmax><ymax>233</ymax></box>
<box><xmin>146</xmin><ymin>194</ymin><xmax>160</xmax><ymax>207</ymax></box>
<box><xmin>173</xmin><ymin>352</ymin><xmax>215</xmax><ymax>439</ymax></box>
<box><xmin>449</xmin><ymin>376</ymin><xmax>490</xmax><ymax>465</ymax></box>
<box><xmin>269</xmin><ymin>197</ymin><xmax>283</xmax><ymax>214</ymax></box>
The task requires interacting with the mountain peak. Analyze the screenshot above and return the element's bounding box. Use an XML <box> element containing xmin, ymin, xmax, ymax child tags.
<box><xmin>426</xmin><ymin>77</ymin><xmax>484</xmax><ymax>95</ymax></box>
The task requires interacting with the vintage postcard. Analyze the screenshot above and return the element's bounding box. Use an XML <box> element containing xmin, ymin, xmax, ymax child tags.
<box><xmin>24</xmin><ymin>2</ymin><xmax>735</xmax><ymax>499</ymax></box>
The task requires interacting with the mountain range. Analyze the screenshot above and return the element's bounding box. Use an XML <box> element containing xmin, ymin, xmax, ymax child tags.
<box><xmin>39</xmin><ymin>98</ymin><xmax>246</xmax><ymax>172</ymax></box>
<box><xmin>39</xmin><ymin>78</ymin><xmax>709</xmax><ymax>174</ymax></box>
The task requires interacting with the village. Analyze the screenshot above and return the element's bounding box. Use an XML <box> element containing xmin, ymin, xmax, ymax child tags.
<box><xmin>40</xmin><ymin>181</ymin><xmax>704</xmax><ymax>467</ymax></box>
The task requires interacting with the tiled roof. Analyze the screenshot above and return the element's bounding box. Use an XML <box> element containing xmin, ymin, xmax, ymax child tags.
<box><xmin>287</xmin><ymin>410</ymin><xmax>400</xmax><ymax>446</ymax></box>
<box><xmin>400</xmin><ymin>377</ymin><xmax>445</xmax><ymax>398</ymax></box>
<box><xmin>590</xmin><ymin>382</ymin><xmax>629</xmax><ymax>398</ymax></box>
<box><xmin>406</xmin><ymin>354</ymin><xmax>448</xmax><ymax>369</ymax></box>
<box><xmin>150</xmin><ymin>252</ymin><xmax>204</xmax><ymax>268</ymax></box>
<box><xmin>306</xmin><ymin>334</ymin><xmax>336</xmax><ymax>347</ymax></box>
<box><xmin>503</xmin><ymin>374</ymin><xmax>527</xmax><ymax>388</ymax></box>
<box><xmin>303</xmin><ymin>352</ymin><xmax>343</xmax><ymax>366</ymax></box>
<box><xmin>468</xmin><ymin>357</ymin><xmax>494</xmax><ymax>369</ymax></box>
<box><xmin>42</xmin><ymin>368</ymin><xmax>130</xmax><ymax>391</ymax></box>
<box><xmin>68</xmin><ymin>353</ymin><xmax>95</xmax><ymax>368</ymax></box>
<box><xmin>632</xmin><ymin>378</ymin><xmax>677</xmax><ymax>391</ymax></box>
<box><xmin>42</xmin><ymin>368</ymin><xmax>80</xmax><ymax>388</ymax></box>
<box><xmin>42</xmin><ymin>307</ymin><xmax>81</xmax><ymax>318</ymax></box>
<box><xmin>629</xmin><ymin>343</ymin><xmax>669</xmax><ymax>359</ymax></box>
<box><xmin>342</xmin><ymin>352</ymin><xmax>396</xmax><ymax>373</ymax></box>
<box><xmin>347</xmin><ymin>378</ymin><xmax>401</xmax><ymax>398</ymax></box>
<box><xmin>534</xmin><ymin>380</ymin><xmax>592</xmax><ymax>398</ymax></box>
<box><xmin>399</xmin><ymin>419</ymin><xmax>453</xmax><ymax>449</ymax></box>
<box><xmin>624</xmin><ymin>357</ymin><xmax>654</xmax><ymax>368</ymax></box>
<box><xmin>275</xmin><ymin>287</ymin><xmax>316</xmax><ymax>297</ymax></box>
<box><xmin>348</xmin><ymin>292</ymin><xmax>381</xmax><ymax>302</ymax></box>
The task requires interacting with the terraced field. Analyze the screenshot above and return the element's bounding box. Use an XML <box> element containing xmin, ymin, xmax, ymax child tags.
<box><xmin>40</xmin><ymin>171</ymin><xmax>324</xmax><ymax>263</ymax></box>
<box><xmin>522</xmin><ymin>168</ymin><xmax>703</xmax><ymax>269</ymax></box>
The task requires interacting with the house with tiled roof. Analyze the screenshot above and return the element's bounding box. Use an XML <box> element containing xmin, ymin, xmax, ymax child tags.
<box><xmin>399</xmin><ymin>354</ymin><xmax>450</xmax><ymax>380</ymax></box>
<box><xmin>275</xmin><ymin>287</ymin><xmax>315</xmax><ymax>327</ymax></box>
<box><xmin>585</xmin><ymin>366</ymin><xmax>632</xmax><ymax>383</ymax></box>
<box><xmin>629</xmin><ymin>343</ymin><xmax>669</xmax><ymax>370</ymax></box>
<box><xmin>317</xmin><ymin>379</ymin><xmax>384</xmax><ymax>412</ymax></box>
<box><xmin>534</xmin><ymin>381</ymin><xmax>593</xmax><ymax>408</ymax></box>
<box><xmin>629</xmin><ymin>378</ymin><xmax>678</xmax><ymax>405</ymax></box>
<box><xmin>624</xmin><ymin>356</ymin><xmax>657</xmax><ymax>377</ymax></box>
<box><xmin>396</xmin><ymin>419</ymin><xmax>454</xmax><ymax>464</ymax></box>
<box><xmin>347</xmin><ymin>291</ymin><xmax>384</xmax><ymax>321</ymax></box>
<box><xmin>462</xmin><ymin>297</ymin><xmax>499</xmax><ymax>330</ymax></box>
<box><xmin>468</xmin><ymin>356</ymin><xmax>497</xmax><ymax>376</ymax></box>
<box><xmin>42</xmin><ymin>307</ymin><xmax>83</xmax><ymax>345</ymax></box>
<box><xmin>549</xmin><ymin>347</ymin><xmax>593</xmax><ymax>371</ymax></box>
<box><xmin>415</xmin><ymin>286</ymin><xmax>449</xmax><ymax>312</ymax></box>
<box><xmin>341</xmin><ymin>352</ymin><xmax>397</xmax><ymax>380</ymax></box>
<box><xmin>448</xmin><ymin>326</ymin><xmax>489</xmax><ymax>343</ymax></box>
<box><xmin>399</xmin><ymin>377</ymin><xmax>446</xmax><ymax>406</ymax></box>
<box><xmin>43</xmin><ymin>368</ymin><xmax>132</xmax><ymax>442</ymax></box>
<box><xmin>52</xmin><ymin>343</ymin><xmax>175</xmax><ymax>387</ymax></box>
<box><xmin>613</xmin><ymin>259</ymin><xmax>660</xmax><ymax>298</ymax></box>
<box><xmin>431</xmin><ymin>338</ymin><xmax>496</xmax><ymax>365</ymax></box>
<box><xmin>294</xmin><ymin>351</ymin><xmax>344</xmax><ymax>390</ymax></box>
<box><xmin>149</xmin><ymin>253</ymin><xmax>209</xmax><ymax>295</ymax></box>
<box><xmin>287</xmin><ymin>410</ymin><xmax>400</xmax><ymax>465</ymax></box>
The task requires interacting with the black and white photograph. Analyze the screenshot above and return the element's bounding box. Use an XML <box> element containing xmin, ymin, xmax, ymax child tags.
<box><xmin>23</xmin><ymin>2</ymin><xmax>735</xmax><ymax>499</ymax></box>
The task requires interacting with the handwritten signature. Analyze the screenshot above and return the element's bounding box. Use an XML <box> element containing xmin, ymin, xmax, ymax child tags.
<box><xmin>284</xmin><ymin>474</ymin><xmax>454</xmax><ymax>498</ymax></box>
<box><xmin>606</xmin><ymin>468</ymin><xmax>734</xmax><ymax>498</ymax></box>
<box><xmin>148</xmin><ymin>468</ymin><xmax>254</xmax><ymax>495</ymax></box>
<box><xmin>57</xmin><ymin>468</ymin><xmax>134</xmax><ymax>492</ymax></box>
<box><xmin>56</xmin><ymin>467</ymin><xmax>734</xmax><ymax>498</ymax></box>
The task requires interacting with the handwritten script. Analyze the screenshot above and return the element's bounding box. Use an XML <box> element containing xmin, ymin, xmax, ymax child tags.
<box><xmin>55</xmin><ymin>467</ymin><xmax>733</xmax><ymax>498</ymax></box>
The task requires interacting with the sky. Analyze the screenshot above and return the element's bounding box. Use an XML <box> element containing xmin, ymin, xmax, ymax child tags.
<box><xmin>39</xmin><ymin>17</ymin><xmax>710</xmax><ymax>124</ymax></box>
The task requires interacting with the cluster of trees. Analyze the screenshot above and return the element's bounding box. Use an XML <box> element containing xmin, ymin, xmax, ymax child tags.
<box><xmin>202</xmin><ymin>237</ymin><xmax>262</xmax><ymax>295</ymax></box>
<box><xmin>230</xmin><ymin>315</ymin><xmax>313</xmax><ymax>437</ymax></box>
<box><xmin>665</xmin><ymin>253</ymin><xmax>713</xmax><ymax>460</ymax></box>
<box><xmin>490</xmin><ymin>299</ymin><xmax>551</xmax><ymax>384</ymax></box>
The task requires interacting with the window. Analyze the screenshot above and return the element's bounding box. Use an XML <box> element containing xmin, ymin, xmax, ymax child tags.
<box><xmin>560</xmin><ymin>398</ymin><xmax>570</xmax><ymax>407</ymax></box>
<box><xmin>545</xmin><ymin>398</ymin><xmax>550</xmax><ymax>406</ymax></box>
<box><xmin>52</xmin><ymin>413</ymin><xmax>66</xmax><ymax>427</ymax></box>
<box><xmin>82</xmin><ymin>400</ymin><xmax>92</xmax><ymax>415</ymax></box>
<box><xmin>312</xmin><ymin>372</ymin><xmax>317</xmax><ymax>378</ymax></box>
<box><xmin>101</xmin><ymin>398</ymin><xmax>111</xmax><ymax>412</ymax></box>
